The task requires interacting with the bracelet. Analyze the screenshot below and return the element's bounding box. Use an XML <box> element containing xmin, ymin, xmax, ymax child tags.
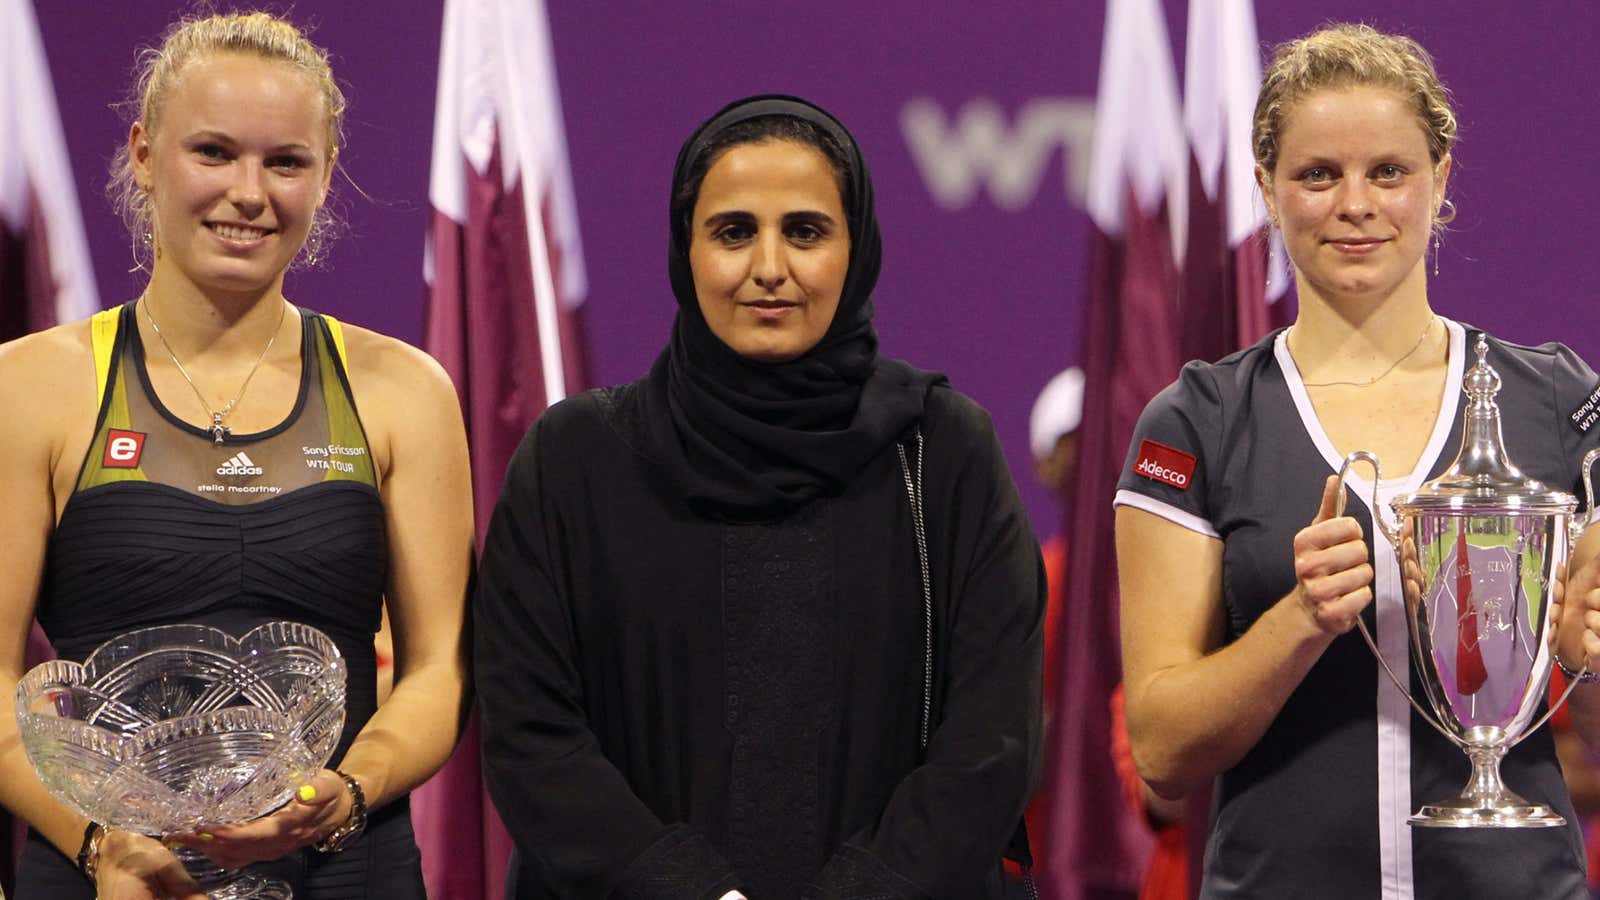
<box><xmin>76</xmin><ymin>821</ymin><xmax>104</xmax><ymax>880</ymax></box>
<box><xmin>313</xmin><ymin>769</ymin><xmax>368</xmax><ymax>853</ymax></box>
<box><xmin>1554</xmin><ymin>651</ymin><xmax>1600</xmax><ymax>684</ymax></box>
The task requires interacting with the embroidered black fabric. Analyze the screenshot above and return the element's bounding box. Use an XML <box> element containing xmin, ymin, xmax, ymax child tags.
<box><xmin>721</xmin><ymin>507</ymin><xmax>836</xmax><ymax>896</ymax></box>
<box><xmin>596</xmin><ymin>383</ymin><xmax>648</xmax><ymax>458</ymax></box>
<box><xmin>611</xmin><ymin>825</ymin><xmax>741</xmax><ymax>900</ymax></box>
<box><xmin>804</xmin><ymin>842</ymin><xmax>929</xmax><ymax>899</ymax></box>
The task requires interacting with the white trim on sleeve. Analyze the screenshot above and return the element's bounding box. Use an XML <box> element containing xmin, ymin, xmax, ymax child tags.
<box><xmin>1113</xmin><ymin>489</ymin><xmax>1220</xmax><ymax>539</ymax></box>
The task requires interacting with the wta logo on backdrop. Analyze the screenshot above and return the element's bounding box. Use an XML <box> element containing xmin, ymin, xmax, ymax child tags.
<box><xmin>901</xmin><ymin>98</ymin><xmax>1095</xmax><ymax>210</ymax></box>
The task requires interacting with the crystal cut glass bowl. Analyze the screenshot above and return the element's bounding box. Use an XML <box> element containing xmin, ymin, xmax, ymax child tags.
<box><xmin>16</xmin><ymin>622</ymin><xmax>346</xmax><ymax>898</ymax></box>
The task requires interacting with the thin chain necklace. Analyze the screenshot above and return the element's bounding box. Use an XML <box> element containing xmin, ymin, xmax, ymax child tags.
<box><xmin>1299</xmin><ymin>315</ymin><xmax>1439</xmax><ymax>389</ymax></box>
<box><xmin>141</xmin><ymin>295</ymin><xmax>287</xmax><ymax>444</ymax></box>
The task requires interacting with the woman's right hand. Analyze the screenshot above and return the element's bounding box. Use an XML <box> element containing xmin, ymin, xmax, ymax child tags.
<box><xmin>1292</xmin><ymin>475</ymin><xmax>1375</xmax><ymax>635</ymax></box>
<box><xmin>94</xmin><ymin>829</ymin><xmax>207</xmax><ymax>900</ymax></box>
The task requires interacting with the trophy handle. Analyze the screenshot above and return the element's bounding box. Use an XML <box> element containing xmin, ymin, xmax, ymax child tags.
<box><xmin>1569</xmin><ymin>448</ymin><xmax>1600</xmax><ymax>547</ymax></box>
<box><xmin>1541</xmin><ymin>447</ymin><xmax>1600</xmax><ymax>709</ymax></box>
<box><xmin>1335</xmin><ymin>451</ymin><xmax>1459</xmax><ymax>745</ymax></box>
<box><xmin>1335</xmin><ymin>451</ymin><xmax>1401</xmax><ymax>546</ymax></box>
<box><xmin>1516</xmin><ymin>670</ymin><xmax>1586</xmax><ymax>748</ymax></box>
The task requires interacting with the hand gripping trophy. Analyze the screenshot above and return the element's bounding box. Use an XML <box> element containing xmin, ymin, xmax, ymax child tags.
<box><xmin>15</xmin><ymin>622</ymin><xmax>346</xmax><ymax>898</ymax></box>
<box><xmin>1338</xmin><ymin>335</ymin><xmax>1600</xmax><ymax>827</ymax></box>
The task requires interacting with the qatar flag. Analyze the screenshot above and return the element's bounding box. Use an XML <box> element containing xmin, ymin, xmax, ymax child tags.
<box><xmin>1037</xmin><ymin>1</ymin><xmax>1185</xmax><ymax>897</ymax></box>
<box><xmin>1179</xmin><ymin>0</ymin><xmax>1289</xmax><ymax>366</ymax></box>
<box><xmin>418</xmin><ymin>0</ymin><xmax>587</xmax><ymax>896</ymax></box>
<box><xmin>0</xmin><ymin>0</ymin><xmax>99</xmax><ymax>340</ymax></box>
<box><xmin>1</xmin><ymin>0</ymin><xmax>99</xmax><ymax>889</ymax></box>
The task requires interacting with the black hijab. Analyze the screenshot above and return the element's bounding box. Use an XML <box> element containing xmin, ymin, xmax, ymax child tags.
<box><xmin>638</xmin><ymin>94</ymin><xmax>945</xmax><ymax>519</ymax></box>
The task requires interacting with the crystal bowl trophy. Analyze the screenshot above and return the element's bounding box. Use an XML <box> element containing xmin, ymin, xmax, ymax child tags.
<box><xmin>15</xmin><ymin>622</ymin><xmax>346</xmax><ymax>898</ymax></box>
<box><xmin>1337</xmin><ymin>335</ymin><xmax>1600</xmax><ymax>827</ymax></box>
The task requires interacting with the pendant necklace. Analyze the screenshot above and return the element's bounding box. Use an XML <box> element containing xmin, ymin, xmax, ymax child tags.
<box><xmin>1300</xmin><ymin>315</ymin><xmax>1440</xmax><ymax>389</ymax></box>
<box><xmin>142</xmin><ymin>296</ymin><xmax>287</xmax><ymax>444</ymax></box>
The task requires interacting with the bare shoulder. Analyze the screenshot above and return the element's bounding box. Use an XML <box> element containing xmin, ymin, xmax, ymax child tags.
<box><xmin>0</xmin><ymin>320</ymin><xmax>97</xmax><ymax>437</ymax></box>
<box><xmin>332</xmin><ymin>324</ymin><xmax>465</xmax><ymax>467</ymax></box>
<box><xmin>336</xmin><ymin>323</ymin><xmax>457</xmax><ymax>401</ymax></box>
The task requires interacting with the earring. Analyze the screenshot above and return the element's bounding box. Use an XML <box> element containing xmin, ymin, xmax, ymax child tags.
<box><xmin>1432</xmin><ymin>233</ymin><xmax>1441</xmax><ymax>276</ymax></box>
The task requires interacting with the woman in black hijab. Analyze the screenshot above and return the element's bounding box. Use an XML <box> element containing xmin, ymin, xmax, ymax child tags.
<box><xmin>475</xmin><ymin>95</ymin><xmax>1044</xmax><ymax>900</ymax></box>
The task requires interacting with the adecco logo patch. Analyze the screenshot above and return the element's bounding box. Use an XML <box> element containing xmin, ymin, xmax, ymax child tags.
<box><xmin>1134</xmin><ymin>439</ymin><xmax>1196</xmax><ymax>490</ymax></box>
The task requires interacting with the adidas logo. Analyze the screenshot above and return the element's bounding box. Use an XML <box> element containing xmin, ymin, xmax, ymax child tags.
<box><xmin>216</xmin><ymin>451</ymin><xmax>265</xmax><ymax>477</ymax></box>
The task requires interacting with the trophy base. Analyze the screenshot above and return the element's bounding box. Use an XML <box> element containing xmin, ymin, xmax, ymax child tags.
<box><xmin>177</xmin><ymin>848</ymin><xmax>293</xmax><ymax>899</ymax></box>
<box><xmin>1409</xmin><ymin>798</ymin><xmax>1567</xmax><ymax>829</ymax></box>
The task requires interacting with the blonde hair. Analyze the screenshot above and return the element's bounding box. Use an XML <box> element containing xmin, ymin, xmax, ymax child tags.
<box><xmin>1252</xmin><ymin>23</ymin><xmax>1457</xmax><ymax>176</ymax></box>
<box><xmin>109</xmin><ymin>10</ymin><xmax>347</xmax><ymax>269</ymax></box>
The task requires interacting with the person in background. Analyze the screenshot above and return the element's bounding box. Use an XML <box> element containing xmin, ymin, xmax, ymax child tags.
<box><xmin>1107</xmin><ymin>687</ymin><xmax>1186</xmax><ymax>900</ymax></box>
<box><xmin>1116</xmin><ymin>22</ymin><xmax>1600</xmax><ymax>897</ymax></box>
<box><xmin>475</xmin><ymin>94</ymin><xmax>1044</xmax><ymax>899</ymax></box>
<box><xmin>0</xmin><ymin>12</ymin><xmax>472</xmax><ymax>898</ymax></box>
<box><xmin>1028</xmin><ymin>365</ymin><xmax>1083</xmax><ymax>744</ymax></box>
<box><xmin>1028</xmin><ymin>367</ymin><xmax>1185</xmax><ymax>900</ymax></box>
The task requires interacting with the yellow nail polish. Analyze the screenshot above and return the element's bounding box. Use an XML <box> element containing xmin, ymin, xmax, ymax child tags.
<box><xmin>298</xmin><ymin>784</ymin><xmax>317</xmax><ymax>802</ymax></box>
<box><xmin>199</xmin><ymin>833</ymin><xmax>215</xmax><ymax>842</ymax></box>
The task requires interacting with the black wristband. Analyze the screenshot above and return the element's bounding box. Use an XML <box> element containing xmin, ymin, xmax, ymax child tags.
<box><xmin>75</xmin><ymin>821</ymin><xmax>103</xmax><ymax>879</ymax></box>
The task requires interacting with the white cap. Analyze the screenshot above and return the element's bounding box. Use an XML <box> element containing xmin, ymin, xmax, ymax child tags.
<box><xmin>1029</xmin><ymin>367</ymin><xmax>1085</xmax><ymax>461</ymax></box>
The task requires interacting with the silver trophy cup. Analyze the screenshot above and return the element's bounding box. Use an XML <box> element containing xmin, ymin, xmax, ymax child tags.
<box><xmin>1337</xmin><ymin>335</ymin><xmax>1600</xmax><ymax>827</ymax></box>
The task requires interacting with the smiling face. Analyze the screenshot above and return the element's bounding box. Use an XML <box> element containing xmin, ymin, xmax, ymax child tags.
<box><xmin>1261</xmin><ymin>84</ymin><xmax>1449</xmax><ymax>303</ymax></box>
<box><xmin>688</xmin><ymin>140</ymin><xmax>850</xmax><ymax>363</ymax></box>
<box><xmin>131</xmin><ymin>52</ymin><xmax>333</xmax><ymax>296</ymax></box>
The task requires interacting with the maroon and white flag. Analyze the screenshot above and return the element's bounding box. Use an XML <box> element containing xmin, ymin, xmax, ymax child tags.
<box><xmin>1037</xmin><ymin>1</ymin><xmax>1185</xmax><ymax>897</ymax></box>
<box><xmin>1</xmin><ymin>0</ymin><xmax>100</xmax><ymax>887</ymax></box>
<box><xmin>418</xmin><ymin>0</ymin><xmax>587</xmax><ymax>896</ymax></box>
<box><xmin>1169</xmin><ymin>2</ymin><xmax>1287</xmax><ymax>889</ymax></box>
<box><xmin>1181</xmin><ymin>0</ymin><xmax>1289</xmax><ymax>363</ymax></box>
<box><xmin>0</xmin><ymin>0</ymin><xmax>99</xmax><ymax>340</ymax></box>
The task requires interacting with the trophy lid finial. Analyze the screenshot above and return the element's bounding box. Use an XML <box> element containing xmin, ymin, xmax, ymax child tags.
<box><xmin>1400</xmin><ymin>330</ymin><xmax>1574</xmax><ymax>512</ymax></box>
<box><xmin>1463</xmin><ymin>334</ymin><xmax>1501</xmax><ymax>406</ymax></box>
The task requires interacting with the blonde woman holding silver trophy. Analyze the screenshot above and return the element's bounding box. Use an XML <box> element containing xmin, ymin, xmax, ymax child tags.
<box><xmin>1115</xmin><ymin>23</ymin><xmax>1600</xmax><ymax>899</ymax></box>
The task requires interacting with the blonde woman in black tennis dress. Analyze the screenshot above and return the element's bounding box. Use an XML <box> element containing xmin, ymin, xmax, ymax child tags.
<box><xmin>0</xmin><ymin>12</ymin><xmax>471</xmax><ymax>898</ymax></box>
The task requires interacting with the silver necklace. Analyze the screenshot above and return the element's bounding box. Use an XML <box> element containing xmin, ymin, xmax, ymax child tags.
<box><xmin>1300</xmin><ymin>316</ymin><xmax>1439</xmax><ymax>389</ymax></box>
<box><xmin>142</xmin><ymin>297</ymin><xmax>287</xmax><ymax>444</ymax></box>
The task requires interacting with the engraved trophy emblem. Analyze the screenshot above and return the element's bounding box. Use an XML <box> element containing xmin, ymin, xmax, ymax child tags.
<box><xmin>1338</xmin><ymin>335</ymin><xmax>1600</xmax><ymax>827</ymax></box>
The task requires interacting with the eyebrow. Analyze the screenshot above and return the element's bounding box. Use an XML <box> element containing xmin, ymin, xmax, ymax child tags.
<box><xmin>700</xmin><ymin>210</ymin><xmax>839</xmax><ymax>229</ymax></box>
<box><xmin>182</xmin><ymin>130</ymin><xmax>316</xmax><ymax>153</ymax></box>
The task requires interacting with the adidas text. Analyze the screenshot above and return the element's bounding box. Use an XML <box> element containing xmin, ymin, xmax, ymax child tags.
<box><xmin>217</xmin><ymin>451</ymin><xmax>265</xmax><ymax>477</ymax></box>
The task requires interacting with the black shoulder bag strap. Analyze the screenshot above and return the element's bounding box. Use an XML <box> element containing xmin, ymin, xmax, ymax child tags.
<box><xmin>897</xmin><ymin>429</ymin><xmax>1038</xmax><ymax>900</ymax></box>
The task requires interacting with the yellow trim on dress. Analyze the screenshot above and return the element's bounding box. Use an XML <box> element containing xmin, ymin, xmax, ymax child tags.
<box><xmin>79</xmin><ymin>306</ymin><xmax>148</xmax><ymax>489</ymax></box>
<box><xmin>315</xmin><ymin>315</ymin><xmax>376</xmax><ymax>485</ymax></box>
<box><xmin>90</xmin><ymin>307</ymin><xmax>120</xmax><ymax>414</ymax></box>
<box><xmin>323</xmin><ymin>315</ymin><xmax>349</xmax><ymax>367</ymax></box>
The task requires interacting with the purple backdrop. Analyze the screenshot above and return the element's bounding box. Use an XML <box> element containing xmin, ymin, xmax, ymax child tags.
<box><xmin>32</xmin><ymin>1</ymin><xmax>1600</xmax><ymax>538</ymax></box>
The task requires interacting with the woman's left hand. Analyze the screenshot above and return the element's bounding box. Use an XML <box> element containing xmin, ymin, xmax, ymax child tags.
<box><xmin>169</xmin><ymin>769</ymin><xmax>351</xmax><ymax>870</ymax></box>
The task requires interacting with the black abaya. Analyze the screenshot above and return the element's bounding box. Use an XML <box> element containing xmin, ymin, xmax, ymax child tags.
<box><xmin>475</xmin><ymin>381</ymin><xmax>1043</xmax><ymax>899</ymax></box>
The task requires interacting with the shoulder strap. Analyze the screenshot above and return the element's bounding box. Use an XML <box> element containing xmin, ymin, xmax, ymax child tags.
<box><xmin>90</xmin><ymin>306</ymin><xmax>122</xmax><ymax>413</ymax></box>
<box><xmin>320</xmin><ymin>313</ymin><xmax>351</xmax><ymax>368</ymax></box>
